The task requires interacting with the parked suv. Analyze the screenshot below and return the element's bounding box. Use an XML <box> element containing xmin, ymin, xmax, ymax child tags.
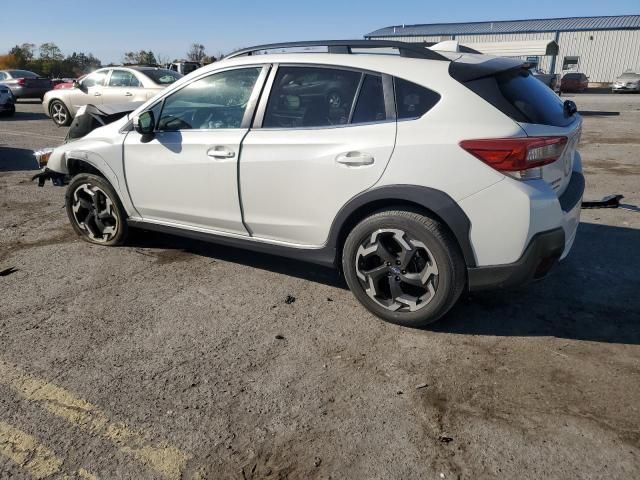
<box><xmin>35</xmin><ymin>40</ymin><xmax>584</xmax><ymax>327</ymax></box>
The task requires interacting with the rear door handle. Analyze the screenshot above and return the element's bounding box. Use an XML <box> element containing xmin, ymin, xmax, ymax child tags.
<box><xmin>94</xmin><ymin>92</ymin><xmax>101</xmax><ymax>96</ymax></box>
<box><xmin>336</xmin><ymin>152</ymin><xmax>375</xmax><ymax>166</ymax></box>
<box><xmin>207</xmin><ymin>147</ymin><xmax>235</xmax><ymax>159</ymax></box>
<box><xmin>125</xmin><ymin>92</ymin><xmax>133</xmax><ymax>97</ymax></box>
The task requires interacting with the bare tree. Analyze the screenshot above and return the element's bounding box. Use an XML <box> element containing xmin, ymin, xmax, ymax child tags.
<box><xmin>155</xmin><ymin>53</ymin><xmax>171</xmax><ymax>67</ymax></box>
<box><xmin>186</xmin><ymin>43</ymin><xmax>206</xmax><ymax>63</ymax></box>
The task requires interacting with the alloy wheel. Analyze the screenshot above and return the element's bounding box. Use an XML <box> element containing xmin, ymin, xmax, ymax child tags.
<box><xmin>355</xmin><ymin>228</ymin><xmax>439</xmax><ymax>312</ymax></box>
<box><xmin>70</xmin><ymin>183</ymin><xmax>118</xmax><ymax>242</ymax></box>
<box><xmin>51</xmin><ymin>102</ymin><xmax>67</xmax><ymax>125</ymax></box>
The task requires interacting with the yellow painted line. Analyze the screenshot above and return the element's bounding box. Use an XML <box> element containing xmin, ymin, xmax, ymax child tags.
<box><xmin>0</xmin><ymin>361</ymin><xmax>190</xmax><ymax>480</ymax></box>
<box><xmin>0</xmin><ymin>420</ymin><xmax>63</xmax><ymax>479</ymax></box>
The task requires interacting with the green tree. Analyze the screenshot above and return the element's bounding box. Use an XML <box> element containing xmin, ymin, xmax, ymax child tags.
<box><xmin>123</xmin><ymin>50</ymin><xmax>157</xmax><ymax>65</ymax></box>
<box><xmin>8</xmin><ymin>43</ymin><xmax>36</xmax><ymax>68</ymax></box>
<box><xmin>39</xmin><ymin>42</ymin><xmax>64</xmax><ymax>61</ymax></box>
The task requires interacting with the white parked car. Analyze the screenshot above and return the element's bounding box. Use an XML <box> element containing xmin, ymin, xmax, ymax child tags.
<box><xmin>42</xmin><ymin>66</ymin><xmax>182</xmax><ymax>126</ymax></box>
<box><xmin>35</xmin><ymin>40</ymin><xmax>584</xmax><ymax>327</ymax></box>
<box><xmin>612</xmin><ymin>71</ymin><xmax>640</xmax><ymax>93</ymax></box>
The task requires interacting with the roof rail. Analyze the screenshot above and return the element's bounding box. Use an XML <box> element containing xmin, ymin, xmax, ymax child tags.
<box><xmin>225</xmin><ymin>40</ymin><xmax>450</xmax><ymax>61</ymax></box>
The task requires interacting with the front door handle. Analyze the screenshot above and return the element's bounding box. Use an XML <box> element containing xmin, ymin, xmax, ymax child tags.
<box><xmin>336</xmin><ymin>152</ymin><xmax>375</xmax><ymax>166</ymax></box>
<box><xmin>125</xmin><ymin>92</ymin><xmax>133</xmax><ymax>96</ymax></box>
<box><xmin>94</xmin><ymin>92</ymin><xmax>101</xmax><ymax>96</ymax></box>
<box><xmin>207</xmin><ymin>147</ymin><xmax>235</xmax><ymax>159</ymax></box>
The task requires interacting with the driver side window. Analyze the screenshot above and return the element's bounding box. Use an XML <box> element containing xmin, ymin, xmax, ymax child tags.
<box><xmin>82</xmin><ymin>71</ymin><xmax>108</xmax><ymax>88</ymax></box>
<box><xmin>157</xmin><ymin>67</ymin><xmax>262</xmax><ymax>131</ymax></box>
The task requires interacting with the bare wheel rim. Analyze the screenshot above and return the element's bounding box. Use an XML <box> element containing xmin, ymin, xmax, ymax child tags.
<box><xmin>51</xmin><ymin>102</ymin><xmax>67</xmax><ymax>124</ymax></box>
<box><xmin>355</xmin><ymin>228</ymin><xmax>439</xmax><ymax>312</ymax></box>
<box><xmin>71</xmin><ymin>183</ymin><xmax>118</xmax><ymax>242</ymax></box>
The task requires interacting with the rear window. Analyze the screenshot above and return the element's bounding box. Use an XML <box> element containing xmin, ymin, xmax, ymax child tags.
<box><xmin>563</xmin><ymin>73</ymin><xmax>582</xmax><ymax>80</ymax></box>
<box><xmin>465</xmin><ymin>68</ymin><xmax>574</xmax><ymax>127</ymax></box>
<box><xmin>142</xmin><ymin>69</ymin><xmax>183</xmax><ymax>85</ymax></box>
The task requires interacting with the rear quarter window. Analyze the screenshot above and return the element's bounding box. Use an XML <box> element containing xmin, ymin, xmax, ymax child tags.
<box><xmin>394</xmin><ymin>78</ymin><xmax>441</xmax><ymax>119</ymax></box>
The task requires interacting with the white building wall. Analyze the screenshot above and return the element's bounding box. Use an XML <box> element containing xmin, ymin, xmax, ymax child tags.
<box><xmin>455</xmin><ymin>33</ymin><xmax>556</xmax><ymax>72</ymax></box>
<box><xmin>372</xmin><ymin>32</ymin><xmax>556</xmax><ymax>73</ymax></box>
<box><xmin>370</xmin><ymin>29</ymin><xmax>640</xmax><ymax>83</ymax></box>
<box><xmin>556</xmin><ymin>30</ymin><xmax>640</xmax><ymax>82</ymax></box>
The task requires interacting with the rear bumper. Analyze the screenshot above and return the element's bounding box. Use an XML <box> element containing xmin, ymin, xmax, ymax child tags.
<box><xmin>612</xmin><ymin>85</ymin><xmax>640</xmax><ymax>92</ymax></box>
<box><xmin>467</xmin><ymin>172</ymin><xmax>584</xmax><ymax>291</ymax></box>
<box><xmin>467</xmin><ymin>228</ymin><xmax>565</xmax><ymax>291</ymax></box>
<box><xmin>10</xmin><ymin>86</ymin><xmax>50</xmax><ymax>99</ymax></box>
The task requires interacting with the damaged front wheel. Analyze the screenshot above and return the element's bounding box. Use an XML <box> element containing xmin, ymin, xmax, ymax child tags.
<box><xmin>65</xmin><ymin>174</ymin><xmax>128</xmax><ymax>246</ymax></box>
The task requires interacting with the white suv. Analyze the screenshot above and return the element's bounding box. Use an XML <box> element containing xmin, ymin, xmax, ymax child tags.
<box><xmin>37</xmin><ymin>40</ymin><xmax>584</xmax><ymax>327</ymax></box>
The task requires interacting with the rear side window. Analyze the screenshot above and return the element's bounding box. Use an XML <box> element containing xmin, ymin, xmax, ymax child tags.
<box><xmin>394</xmin><ymin>78</ymin><xmax>441</xmax><ymax>120</ymax></box>
<box><xmin>352</xmin><ymin>74</ymin><xmax>386</xmax><ymax>124</ymax></box>
<box><xmin>465</xmin><ymin>69</ymin><xmax>573</xmax><ymax>127</ymax></box>
<box><xmin>263</xmin><ymin>66</ymin><xmax>361</xmax><ymax>128</ymax></box>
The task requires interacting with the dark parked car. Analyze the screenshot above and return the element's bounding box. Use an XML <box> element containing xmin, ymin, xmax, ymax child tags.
<box><xmin>0</xmin><ymin>84</ymin><xmax>16</xmax><ymax>116</ymax></box>
<box><xmin>0</xmin><ymin>70</ymin><xmax>53</xmax><ymax>100</ymax></box>
<box><xmin>561</xmin><ymin>73</ymin><xmax>589</xmax><ymax>93</ymax></box>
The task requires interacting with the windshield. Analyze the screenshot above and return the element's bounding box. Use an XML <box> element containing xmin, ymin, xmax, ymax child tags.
<box><xmin>9</xmin><ymin>70</ymin><xmax>38</xmax><ymax>78</ymax></box>
<box><xmin>619</xmin><ymin>73</ymin><xmax>640</xmax><ymax>80</ymax></box>
<box><xmin>142</xmin><ymin>69</ymin><xmax>183</xmax><ymax>85</ymax></box>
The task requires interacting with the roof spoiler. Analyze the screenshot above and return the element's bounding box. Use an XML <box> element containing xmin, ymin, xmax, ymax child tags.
<box><xmin>449</xmin><ymin>55</ymin><xmax>526</xmax><ymax>82</ymax></box>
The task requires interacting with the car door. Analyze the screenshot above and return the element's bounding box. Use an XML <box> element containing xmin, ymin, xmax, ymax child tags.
<box><xmin>240</xmin><ymin>66</ymin><xmax>397</xmax><ymax>246</ymax></box>
<box><xmin>67</xmin><ymin>69</ymin><xmax>108</xmax><ymax>111</ymax></box>
<box><xmin>102</xmin><ymin>69</ymin><xmax>143</xmax><ymax>104</ymax></box>
<box><xmin>123</xmin><ymin>65</ymin><xmax>269</xmax><ymax>234</ymax></box>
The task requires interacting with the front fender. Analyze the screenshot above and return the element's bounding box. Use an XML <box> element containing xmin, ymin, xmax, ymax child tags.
<box><xmin>44</xmin><ymin>130</ymin><xmax>138</xmax><ymax>217</ymax></box>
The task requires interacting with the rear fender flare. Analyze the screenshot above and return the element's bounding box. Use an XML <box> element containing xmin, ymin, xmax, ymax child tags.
<box><xmin>327</xmin><ymin>185</ymin><xmax>476</xmax><ymax>267</ymax></box>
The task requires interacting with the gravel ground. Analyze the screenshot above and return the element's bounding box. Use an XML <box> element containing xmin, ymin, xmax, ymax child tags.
<box><xmin>0</xmin><ymin>95</ymin><xmax>639</xmax><ymax>480</ymax></box>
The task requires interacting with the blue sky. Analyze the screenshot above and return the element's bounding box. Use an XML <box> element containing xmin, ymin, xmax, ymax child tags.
<box><xmin>2</xmin><ymin>0</ymin><xmax>637</xmax><ymax>64</ymax></box>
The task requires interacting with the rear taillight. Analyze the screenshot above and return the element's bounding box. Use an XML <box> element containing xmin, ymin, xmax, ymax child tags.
<box><xmin>460</xmin><ymin>136</ymin><xmax>567</xmax><ymax>180</ymax></box>
<box><xmin>16</xmin><ymin>78</ymin><xmax>26</xmax><ymax>86</ymax></box>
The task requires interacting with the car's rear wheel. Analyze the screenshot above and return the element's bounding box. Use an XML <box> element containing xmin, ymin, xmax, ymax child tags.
<box><xmin>342</xmin><ymin>209</ymin><xmax>465</xmax><ymax>327</ymax></box>
<box><xmin>65</xmin><ymin>174</ymin><xmax>128</xmax><ymax>246</ymax></box>
<box><xmin>49</xmin><ymin>100</ymin><xmax>72</xmax><ymax>126</ymax></box>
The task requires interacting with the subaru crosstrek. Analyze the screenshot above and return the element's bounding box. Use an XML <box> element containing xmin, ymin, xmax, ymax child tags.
<box><xmin>35</xmin><ymin>40</ymin><xmax>584</xmax><ymax>327</ymax></box>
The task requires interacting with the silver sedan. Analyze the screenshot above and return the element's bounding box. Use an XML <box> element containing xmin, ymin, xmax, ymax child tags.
<box><xmin>43</xmin><ymin>66</ymin><xmax>182</xmax><ymax>126</ymax></box>
<box><xmin>612</xmin><ymin>71</ymin><xmax>640</xmax><ymax>93</ymax></box>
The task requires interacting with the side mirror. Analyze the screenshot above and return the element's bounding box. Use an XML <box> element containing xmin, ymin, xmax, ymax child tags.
<box><xmin>74</xmin><ymin>80</ymin><xmax>88</xmax><ymax>93</ymax></box>
<box><xmin>563</xmin><ymin>100</ymin><xmax>577</xmax><ymax>116</ymax></box>
<box><xmin>134</xmin><ymin>110</ymin><xmax>155</xmax><ymax>135</ymax></box>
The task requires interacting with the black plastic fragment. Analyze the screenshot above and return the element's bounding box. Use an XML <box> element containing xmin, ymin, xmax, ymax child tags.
<box><xmin>581</xmin><ymin>194</ymin><xmax>623</xmax><ymax>209</ymax></box>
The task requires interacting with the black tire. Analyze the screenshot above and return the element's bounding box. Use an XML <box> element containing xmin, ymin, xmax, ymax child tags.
<box><xmin>342</xmin><ymin>209</ymin><xmax>465</xmax><ymax>327</ymax></box>
<box><xmin>65</xmin><ymin>174</ymin><xmax>128</xmax><ymax>246</ymax></box>
<box><xmin>49</xmin><ymin>99</ymin><xmax>72</xmax><ymax>126</ymax></box>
